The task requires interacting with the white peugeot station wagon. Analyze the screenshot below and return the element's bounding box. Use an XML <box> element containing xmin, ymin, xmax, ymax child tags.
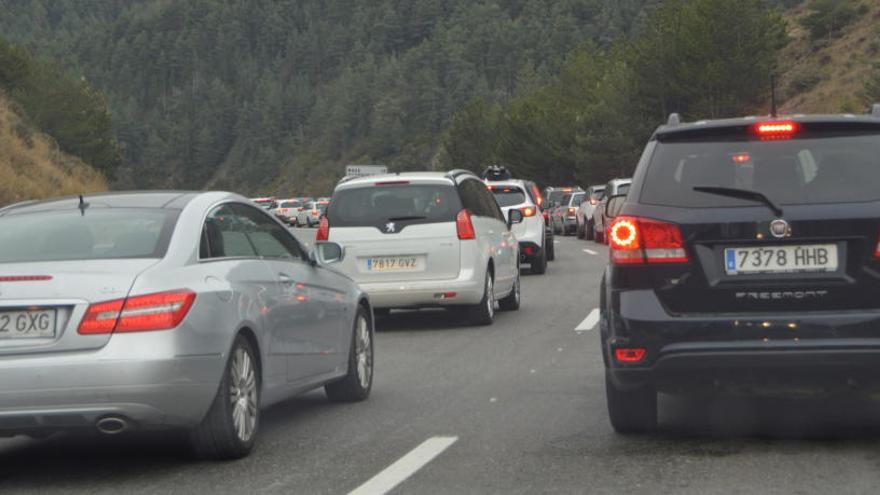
<box><xmin>319</xmin><ymin>170</ymin><xmax>522</xmax><ymax>325</ymax></box>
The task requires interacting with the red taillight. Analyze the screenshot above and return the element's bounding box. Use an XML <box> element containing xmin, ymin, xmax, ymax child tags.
<box><xmin>542</xmin><ymin>210</ymin><xmax>549</xmax><ymax>222</ymax></box>
<box><xmin>608</xmin><ymin>216</ymin><xmax>689</xmax><ymax>265</ymax></box>
<box><xmin>615</xmin><ymin>348</ymin><xmax>647</xmax><ymax>363</ymax></box>
<box><xmin>0</xmin><ymin>275</ymin><xmax>53</xmax><ymax>282</ymax></box>
<box><xmin>732</xmin><ymin>153</ymin><xmax>751</xmax><ymax>163</ymax></box>
<box><xmin>754</xmin><ymin>121</ymin><xmax>798</xmax><ymax>140</ymax></box>
<box><xmin>311</xmin><ymin>210</ymin><xmax>319</xmax><ymax>216</ymax></box>
<box><xmin>520</xmin><ymin>206</ymin><xmax>536</xmax><ymax>217</ymax></box>
<box><xmin>567</xmin><ymin>207</ymin><xmax>576</xmax><ymax>216</ymax></box>
<box><xmin>316</xmin><ymin>216</ymin><xmax>330</xmax><ymax>241</ymax></box>
<box><xmin>456</xmin><ymin>209</ymin><xmax>476</xmax><ymax>240</ymax></box>
<box><xmin>590</xmin><ymin>198</ymin><xmax>598</xmax><ymax>205</ymax></box>
<box><xmin>78</xmin><ymin>290</ymin><xmax>196</xmax><ymax>335</ymax></box>
<box><xmin>375</xmin><ymin>180</ymin><xmax>410</xmax><ymax>186</ymax></box>
<box><xmin>874</xmin><ymin>230</ymin><xmax>880</xmax><ymax>258</ymax></box>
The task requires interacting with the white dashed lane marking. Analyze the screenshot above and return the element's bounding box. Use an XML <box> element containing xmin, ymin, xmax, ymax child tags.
<box><xmin>575</xmin><ymin>309</ymin><xmax>600</xmax><ymax>333</ymax></box>
<box><xmin>582</xmin><ymin>249</ymin><xmax>597</xmax><ymax>255</ymax></box>
<box><xmin>348</xmin><ymin>436</ymin><xmax>459</xmax><ymax>495</ymax></box>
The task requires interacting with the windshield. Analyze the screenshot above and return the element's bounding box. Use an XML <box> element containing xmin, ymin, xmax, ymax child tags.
<box><xmin>490</xmin><ymin>186</ymin><xmax>527</xmax><ymax>207</ymax></box>
<box><xmin>642</xmin><ymin>132</ymin><xmax>880</xmax><ymax>207</ymax></box>
<box><xmin>328</xmin><ymin>184</ymin><xmax>462</xmax><ymax>226</ymax></box>
<box><xmin>0</xmin><ymin>209</ymin><xmax>176</xmax><ymax>263</ymax></box>
<box><xmin>279</xmin><ymin>201</ymin><xmax>300</xmax><ymax>208</ymax></box>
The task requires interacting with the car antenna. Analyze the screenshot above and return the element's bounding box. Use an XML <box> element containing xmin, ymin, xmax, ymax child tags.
<box><xmin>78</xmin><ymin>194</ymin><xmax>90</xmax><ymax>216</ymax></box>
<box><xmin>770</xmin><ymin>74</ymin><xmax>778</xmax><ymax>118</ymax></box>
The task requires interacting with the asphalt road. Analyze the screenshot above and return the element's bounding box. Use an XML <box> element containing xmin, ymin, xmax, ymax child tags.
<box><xmin>2</xmin><ymin>232</ymin><xmax>880</xmax><ymax>494</ymax></box>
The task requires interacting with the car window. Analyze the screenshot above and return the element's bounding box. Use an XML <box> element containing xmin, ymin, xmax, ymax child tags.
<box><xmin>641</xmin><ymin>131</ymin><xmax>880</xmax><ymax>207</ymax></box>
<box><xmin>0</xmin><ymin>208</ymin><xmax>177</xmax><ymax>263</ymax></box>
<box><xmin>616</xmin><ymin>184</ymin><xmax>631</xmax><ymax>195</ymax></box>
<box><xmin>233</xmin><ymin>204</ymin><xmax>303</xmax><ymax>259</ymax></box>
<box><xmin>571</xmin><ymin>192</ymin><xmax>586</xmax><ymax>205</ymax></box>
<box><xmin>203</xmin><ymin>204</ymin><xmax>302</xmax><ymax>259</ymax></box>
<box><xmin>458</xmin><ymin>179</ymin><xmax>490</xmax><ymax>217</ymax></box>
<box><xmin>329</xmin><ymin>183</ymin><xmax>462</xmax><ymax>227</ymax></box>
<box><xmin>476</xmin><ymin>183</ymin><xmax>505</xmax><ymax>221</ymax></box>
<box><xmin>489</xmin><ymin>185</ymin><xmax>527</xmax><ymax>207</ymax></box>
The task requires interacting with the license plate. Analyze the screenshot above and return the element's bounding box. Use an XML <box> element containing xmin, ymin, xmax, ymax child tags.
<box><xmin>366</xmin><ymin>256</ymin><xmax>421</xmax><ymax>272</ymax></box>
<box><xmin>0</xmin><ymin>309</ymin><xmax>57</xmax><ymax>339</ymax></box>
<box><xmin>724</xmin><ymin>244</ymin><xmax>837</xmax><ymax>275</ymax></box>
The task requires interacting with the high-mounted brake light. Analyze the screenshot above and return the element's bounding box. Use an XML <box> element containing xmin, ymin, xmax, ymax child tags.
<box><xmin>78</xmin><ymin>290</ymin><xmax>196</xmax><ymax>335</ymax></box>
<box><xmin>755</xmin><ymin>121</ymin><xmax>798</xmax><ymax>139</ymax></box>
<box><xmin>316</xmin><ymin>216</ymin><xmax>330</xmax><ymax>241</ymax></box>
<box><xmin>374</xmin><ymin>180</ymin><xmax>410</xmax><ymax>186</ymax></box>
<box><xmin>615</xmin><ymin>348</ymin><xmax>647</xmax><ymax>363</ymax></box>
<box><xmin>608</xmin><ymin>216</ymin><xmax>689</xmax><ymax>265</ymax></box>
<box><xmin>0</xmin><ymin>275</ymin><xmax>52</xmax><ymax>282</ymax></box>
<box><xmin>456</xmin><ymin>209</ymin><xmax>476</xmax><ymax>240</ymax></box>
<box><xmin>520</xmin><ymin>206</ymin><xmax>537</xmax><ymax>217</ymax></box>
<box><xmin>732</xmin><ymin>153</ymin><xmax>751</xmax><ymax>163</ymax></box>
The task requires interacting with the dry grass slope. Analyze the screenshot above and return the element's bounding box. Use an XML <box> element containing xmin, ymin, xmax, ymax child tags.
<box><xmin>779</xmin><ymin>0</ymin><xmax>880</xmax><ymax>114</ymax></box>
<box><xmin>0</xmin><ymin>93</ymin><xmax>105</xmax><ymax>206</ymax></box>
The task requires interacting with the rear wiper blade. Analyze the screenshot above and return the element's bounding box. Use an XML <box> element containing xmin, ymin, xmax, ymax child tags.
<box><xmin>692</xmin><ymin>186</ymin><xmax>783</xmax><ymax>217</ymax></box>
<box><xmin>387</xmin><ymin>216</ymin><xmax>427</xmax><ymax>221</ymax></box>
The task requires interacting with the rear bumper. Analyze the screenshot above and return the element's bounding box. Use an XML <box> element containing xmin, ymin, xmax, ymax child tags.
<box><xmin>519</xmin><ymin>241</ymin><xmax>544</xmax><ymax>263</ymax></box>
<box><xmin>605</xmin><ymin>287</ymin><xmax>880</xmax><ymax>394</ymax></box>
<box><xmin>359</xmin><ymin>272</ymin><xmax>484</xmax><ymax>309</ymax></box>
<box><xmin>0</xmin><ymin>339</ymin><xmax>223</xmax><ymax>433</ymax></box>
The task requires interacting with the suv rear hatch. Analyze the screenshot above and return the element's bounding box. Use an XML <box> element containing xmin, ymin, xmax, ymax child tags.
<box><xmin>488</xmin><ymin>183</ymin><xmax>535</xmax><ymax>239</ymax></box>
<box><xmin>620</xmin><ymin>120</ymin><xmax>880</xmax><ymax>314</ymax></box>
<box><xmin>327</xmin><ymin>179</ymin><xmax>463</xmax><ymax>282</ymax></box>
<box><xmin>0</xmin><ymin>207</ymin><xmax>175</xmax><ymax>354</ymax></box>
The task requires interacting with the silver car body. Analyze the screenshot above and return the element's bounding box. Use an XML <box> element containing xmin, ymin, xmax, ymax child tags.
<box><xmin>296</xmin><ymin>201</ymin><xmax>327</xmax><ymax>227</ymax></box>
<box><xmin>485</xmin><ymin>179</ymin><xmax>546</xmax><ymax>252</ymax></box>
<box><xmin>553</xmin><ymin>191</ymin><xmax>586</xmax><ymax>235</ymax></box>
<box><xmin>326</xmin><ymin>171</ymin><xmax>518</xmax><ymax>310</ymax></box>
<box><xmin>273</xmin><ymin>198</ymin><xmax>303</xmax><ymax>224</ymax></box>
<box><xmin>575</xmin><ymin>185</ymin><xmax>606</xmax><ymax>236</ymax></box>
<box><xmin>0</xmin><ymin>191</ymin><xmax>369</xmax><ymax>434</ymax></box>
<box><xmin>591</xmin><ymin>178</ymin><xmax>632</xmax><ymax>241</ymax></box>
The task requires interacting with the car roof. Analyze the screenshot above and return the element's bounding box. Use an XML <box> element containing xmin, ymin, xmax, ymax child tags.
<box><xmin>336</xmin><ymin>171</ymin><xmax>478</xmax><ymax>190</ymax></box>
<box><xmin>654</xmin><ymin>114</ymin><xmax>880</xmax><ymax>139</ymax></box>
<box><xmin>485</xmin><ymin>179</ymin><xmax>528</xmax><ymax>187</ymax></box>
<box><xmin>0</xmin><ymin>191</ymin><xmax>203</xmax><ymax>216</ymax></box>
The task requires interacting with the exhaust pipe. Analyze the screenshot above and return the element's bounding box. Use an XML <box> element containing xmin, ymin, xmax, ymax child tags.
<box><xmin>96</xmin><ymin>416</ymin><xmax>129</xmax><ymax>435</ymax></box>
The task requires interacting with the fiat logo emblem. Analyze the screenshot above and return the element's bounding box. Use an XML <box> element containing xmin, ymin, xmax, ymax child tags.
<box><xmin>769</xmin><ymin>219</ymin><xmax>791</xmax><ymax>239</ymax></box>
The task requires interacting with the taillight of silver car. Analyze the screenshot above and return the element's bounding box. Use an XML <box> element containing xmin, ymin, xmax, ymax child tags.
<box><xmin>608</xmin><ymin>216</ymin><xmax>689</xmax><ymax>265</ymax></box>
<box><xmin>78</xmin><ymin>290</ymin><xmax>197</xmax><ymax>334</ymax></box>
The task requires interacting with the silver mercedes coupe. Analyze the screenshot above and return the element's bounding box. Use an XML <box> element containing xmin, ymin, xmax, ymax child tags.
<box><xmin>0</xmin><ymin>191</ymin><xmax>374</xmax><ymax>459</ymax></box>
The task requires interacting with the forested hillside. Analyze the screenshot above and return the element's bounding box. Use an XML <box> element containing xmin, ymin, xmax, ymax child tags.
<box><xmin>0</xmin><ymin>0</ymin><xmax>656</xmax><ymax>194</ymax></box>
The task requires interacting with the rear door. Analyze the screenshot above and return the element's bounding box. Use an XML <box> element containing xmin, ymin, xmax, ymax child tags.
<box><xmin>629</xmin><ymin>124</ymin><xmax>880</xmax><ymax>314</ymax></box>
<box><xmin>461</xmin><ymin>178</ymin><xmax>515</xmax><ymax>291</ymax></box>
<box><xmin>327</xmin><ymin>179</ymin><xmax>463</xmax><ymax>283</ymax></box>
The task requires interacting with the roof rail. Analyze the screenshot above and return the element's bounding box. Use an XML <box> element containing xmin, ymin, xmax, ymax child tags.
<box><xmin>445</xmin><ymin>169</ymin><xmax>476</xmax><ymax>179</ymax></box>
<box><xmin>871</xmin><ymin>104</ymin><xmax>880</xmax><ymax>118</ymax></box>
<box><xmin>667</xmin><ymin>113</ymin><xmax>682</xmax><ymax>126</ymax></box>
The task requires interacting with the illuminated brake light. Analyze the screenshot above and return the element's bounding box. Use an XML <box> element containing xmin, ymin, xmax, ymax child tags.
<box><xmin>755</xmin><ymin>121</ymin><xmax>798</xmax><ymax>140</ymax></box>
<box><xmin>456</xmin><ymin>209</ymin><xmax>476</xmax><ymax>240</ymax></box>
<box><xmin>567</xmin><ymin>207</ymin><xmax>576</xmax><ymax>216</ymax></box>
<box><xmin>615</xmin><ymin>348</ymin><xmax>647</xmax><ymax>363</ymax></box>
<box><xmin>520</xmin><ymin>206</ymin><xmax>536</xmax><ymax>217</ymax></box>
<box><xmin>316</xmin><ymin>216</ymin><xmax>330</xmax><ymax>241</ymax></box>
<box><xmin>0</xmin><ymin>275</ymin><xmax>52</xmax><ymax>282</ymax></box>
<box><xmin>78</xmin><ymin>290</ymin><xmax>196</xmax><ymax>334</ymax></box>
<box><xmin>590</xmin><ymin>198</ymin><xmax>598</xmax><ymax>206</ymax></box>
<box><xmin>375</xmin><ymin>180</ymin><xmax>410</xmax><ymax>186</ymax></box>
<box><xmin>608</xmin><ymin>216</ymin><xmax>689</xmax><ymax>265</ymax></box>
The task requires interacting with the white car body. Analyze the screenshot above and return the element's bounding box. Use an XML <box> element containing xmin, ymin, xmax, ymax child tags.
<box><xmin>323</xmin><ymin>171</ymin><xmax>519</xmax><ymax>315</ymax></box>
<box><xmin>485</xmin><ymin>179</ymin><xmax>550</xmax><ymax>274</ymax></box>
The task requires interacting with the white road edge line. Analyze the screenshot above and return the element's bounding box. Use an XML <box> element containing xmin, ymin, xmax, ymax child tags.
<box><xmin>575</xmin><ymin>308</ymin><xmax>600</xmax><ymax>332</ymax></box>
<box><xmin>582</xmin><ymin>249</ymin><xmax>597</xmax><ymax>255</ymax></box>
<box><xmin>348</xmin><ymin>436</ymin><xmax>459</xmax><ymax>495</ymax></box>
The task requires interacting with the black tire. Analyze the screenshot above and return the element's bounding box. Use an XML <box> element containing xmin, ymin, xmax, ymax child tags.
<box><xmin>467</xmin><ymin>270</ymin><xmax>495</xmax><ymax>325</ymax></box>
<box><xmin>189</xmin><ymin>334</ymin><xmax>261</xmax><ymax>460</ymax></box>
<box><xmin>605</xmin><ymin>371</ymin><xmax>657</xmax><ymax>434</ymax></box>
<box><xmin>530</xmin><ymin>244</ymin><xmax>547</xmax><ymax>275</ymax></box>
<box><xmin>498</xmin><ymin>272</ymin><xmax>521</xmax><ymax>311</ymax></box>
<box><xmin>326</xmin><ymin>306</ymin><xmax>374</xmax><ymax>402</ymax></box>
<box><xmin>576</xmin><ymin>221</ymin><xmax>585</xmax><ymax>239</ymax></box>
<box><xmin>585</xmin><ymin>220</ymin><xmax>595</xmax><ymax>240</ymax></box>
<box><xmin>545</xmin><ymin>235</ymin><xmax>555</xmax><ymax>262</ymax></box>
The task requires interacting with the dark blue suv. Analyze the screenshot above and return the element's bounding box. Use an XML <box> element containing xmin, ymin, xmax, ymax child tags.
<box><xmin>601</xmin><ymin>109</ymin><xmax>880</xmax><ymax>432</ymax></box>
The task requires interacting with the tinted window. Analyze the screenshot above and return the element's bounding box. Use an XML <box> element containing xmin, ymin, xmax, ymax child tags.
<box><xmin>0</xmin><ymin>209</ymin><xmax>176</xmax><ymax>263</ymax></box>
<box><xmin>458</xmin><ymin>179</ymin><xmax>486</xmax><ymax>215</ymax></box>
<box><xmin>279</xmin><ymin>201</ymin><xmax>300</xmax><ymax>208</ymax></box>
<box><xmin>328</xmin><ymin>184</ymin><xmax>462</xmax><ymax>227</ymax></box>
<box><xmin>617</xmin><ymin>184</ymin><xmax>630</xmax><ymax>195</ymax></box>
<box><xmin>546</xmin><ymin>190</ymin><xmax>566</xmax><ymax>204</ymax></box>
<box><xmin>490</xmin><ymin>186</ymin><xmax>527</xmax><ymax>207</ymax></box>
<box><xmin>203</xmin><ymin>204</ymin><xmax>302</xmax><ymax>259</ymax></box>
<box><xmin>590</xmin><ymin>189</ymin><xmax>606</xmax><ymax>201</ymax></box>
<box><xmin>571</xmin><ymin>192</ymin><xmax>586</xmax><ymax>205</ymax></box>
<box><xmin>476</xmin><ymin>184</ymin><xmax>505</xmax><ymax>221</ymax></box>
<box><xmin>641</xmin><ymin>132</ymin><xmax>880</xmax><ymax>207</ymax></box>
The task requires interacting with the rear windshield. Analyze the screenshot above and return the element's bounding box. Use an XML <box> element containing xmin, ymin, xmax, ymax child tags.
<box><xmin>491</xmin><ymin>186</ymin><xmax>526</xmax><ymax>207</ymax></box>
<box><xmin>328</xmin><ymin>184</ymin><xmax>462</xmax><ymax>227</ymax></box>
<box><xmin>590</xmin><ymin>189</ymin><xmax>606</xmax><ymax>201</ymax></box>
<box><xmin>570</xmin><ymin>192</ymin><xmax>585</xmax><ymax>205</ymax></box>
<box><xmin>546</xmin><ymin>190</ymin><xmax>566</xmax><ymax>204</ymax></box>
<box><xmin>616</xmin><ymin>184</ymin><xmax>631</xmax><ymax>195</ymax></box>
<box><xmin>0</xmin><ymin>209</ymin><xmax>177</xmax><ymax>263</ymax></box>
<box><xmin>279</xmin><ymin>201</ymin><xmax>300</xmax><ymax>208</ymax></box>
<box><xmin>641</xmin><ymin>131</ymin><xmax>880</xmax><ymax>207</ymax></box>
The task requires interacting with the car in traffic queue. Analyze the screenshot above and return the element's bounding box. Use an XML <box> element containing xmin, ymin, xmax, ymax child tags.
<box><xmin>551</xmin><ymin>190</ymin><xmax>586</xmax><ymax>236</ymax></box>
<box><xmin>295</xmin><ymin>201</ymin><xmax>329</xmax><ymax>227</ymax></box>
<box><xmin>576</xmin><ymin>185</ymin><xmax>606</xmax><ymax>239</ymax></box>
<box><xmin>273</xmin><ymin>199</ymin><xmax>304</xmax><ymax>225</ymax></box>
<box><xmin>591</xmin><ymin>178</ymin><xmax>631</xmax><ymax>243</ymax></box>
<box><xmin>0</xmin><ymin>192</ymin><xmax>373</xmax><ymax>459</ymax></box>
<box><xmin>601</xmin><ymin>108</ymin><xmax>880</xmax><ymax>433</ymax></box>
<box><xmin>486</xmin><ymin>178</ymin><xmax>552</xmax><ymax>275</ymax></box>
<box><xmin>250</xmin><ymin>197</ymin><xmax>277</xmax><ymax>210</ymax></box>
<box><xmin>319</xmin><ymin>170</ymin><xmax>522</xmax><ymax>324</ymax></box>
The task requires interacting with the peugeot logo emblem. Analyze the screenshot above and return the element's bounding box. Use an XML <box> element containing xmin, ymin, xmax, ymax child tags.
<box><xmin>769</xmin><ymin>219</ymin><xmax>791</xmax><ymax>239</ymax></box>
<box><xmin>385</xmin><ymin>222</ymin><xmax>396</xmax><ymax>233</ymax></box>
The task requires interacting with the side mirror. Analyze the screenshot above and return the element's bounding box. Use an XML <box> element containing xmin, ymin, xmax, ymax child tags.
<box><xmin>507</xmin><ymin>209</ymin><xmax>524</xmax><ymax>228</ymax></box>
<box><xmin>314</xmin><ymin>242</ymin><xmax>345</xmax><ymax>265</ymax></box>
<box><xmin>605</xmin><ymin>194</ymin><xmax>627</xmax><ymax>219</ymax></box>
